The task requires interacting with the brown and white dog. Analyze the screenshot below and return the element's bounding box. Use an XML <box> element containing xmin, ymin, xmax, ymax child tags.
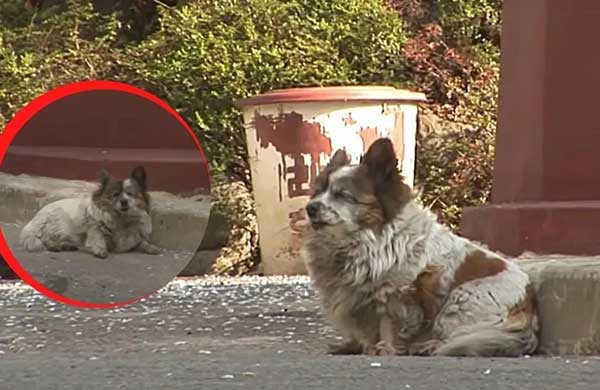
<box><xmin>20</xmin><ymin>166</ymin><xmax>161</xmax><ymax>258</ymax></box>
<box><xmin>302</xmin><ymin>138</ymin><xmax>539</xmax><ymax>357</ymax></box>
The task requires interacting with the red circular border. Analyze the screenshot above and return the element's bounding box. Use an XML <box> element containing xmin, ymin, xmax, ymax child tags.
<box><xmin>0</xmin><ymin>80</ymin><xmax>210</xmax><ymax>309</ymax></box>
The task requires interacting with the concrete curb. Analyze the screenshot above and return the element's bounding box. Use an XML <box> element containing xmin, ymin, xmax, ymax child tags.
<box><xmin>0</xmin><ymin>172</ymin><xmax>222</xmax><ymax>275</ymax></box>
<box><xmin>520</xmin><ymin>255</ymin><xmax>600</xmax><ymax>355</ymax></box>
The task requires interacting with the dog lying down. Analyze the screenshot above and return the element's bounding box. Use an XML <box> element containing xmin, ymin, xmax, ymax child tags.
<box><xmin>303</xmin><ymin>138</ymin><xmax>539</xmax><ymax>357</ymax></box>
<box><xmin>19</xmin><ymin>166</ymin><xmax>161</xmax><ymax>258</ymax></box>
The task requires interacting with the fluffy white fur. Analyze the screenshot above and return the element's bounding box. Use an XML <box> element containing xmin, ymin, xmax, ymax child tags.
<box><xmin>20</xmin><ymin>196</ymin><xmax>155</xmax><ymax>258</ymax></box>
<box><xmin>19</xmin><ymin>168</ymin><xmax>160</xmax><ymax>258</ymax></box>
<box><xmin>303</xmin><ymin>140</ymin><xmax>539</xmax><ymax>357</ymax></box>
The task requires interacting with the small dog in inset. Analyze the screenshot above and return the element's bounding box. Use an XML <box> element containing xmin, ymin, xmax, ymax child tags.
<box><xmin>20</xmin><ymin>166</ymin><xmax>161</xmax><ymax>258</ymax></box>
<box><xmin>303</xmin><ymin>138</ymin><xmax>539</xmax><ymax>357</ymax></box>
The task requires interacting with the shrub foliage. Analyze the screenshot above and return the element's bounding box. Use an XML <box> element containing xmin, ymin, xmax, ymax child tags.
<box><xmin>0</xmin><ymin>0</ymin><xmax>502</xmax><ymax>269</ymax></box>
<box><xmin>126</xmin><ymin>0</ymin><xmax>411</xmax><ymax>183</ymax></box>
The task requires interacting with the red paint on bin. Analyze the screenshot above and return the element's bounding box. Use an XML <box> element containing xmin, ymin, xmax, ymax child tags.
<box><xmin>358</xmin><ymin>127</ymin><xmax>379</xmax><ymax>153</ymax></box>
<box><xmin>254</xmin><ymin>111</ymin><xmax>333</xmax><ymax>199</ymax></box>
<box><xmin>237</xmin><ymin>85</ymin><xmax>425</xmax><ymax>275</ymax></box>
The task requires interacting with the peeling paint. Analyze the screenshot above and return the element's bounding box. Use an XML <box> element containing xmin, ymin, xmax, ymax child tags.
<box><xmin>242</xmin><ymin>101</ymin><xmax>420</xmax><ymax>275</ymax></box>
<box><xmin>253</xmin><ymin>111</ymin><xmax>332</xmax><ymax>199</ymax></box>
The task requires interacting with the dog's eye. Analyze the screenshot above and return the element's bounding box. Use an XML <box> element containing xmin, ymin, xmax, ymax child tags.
<box><xmin>112</xmin><ymin>192</ymin><xmax>120</xmax><ymax>198</ymax></box>
<box><xmin>334</xmin><ymin>191</ymin><xmax>356</xmax><ymax>202</ymax></box>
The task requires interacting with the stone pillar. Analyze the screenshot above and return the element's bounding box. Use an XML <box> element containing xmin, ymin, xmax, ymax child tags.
<box><xmin>460</xmin><ymin>0</ymin><xmax>600</xmax><ymax>256</ymax></box>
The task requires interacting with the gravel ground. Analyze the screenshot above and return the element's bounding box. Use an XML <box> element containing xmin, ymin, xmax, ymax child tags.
<box><xmin>1</xmin><ymin>276</ymin><xmax>599</xmax><ymax>390</ymax></box>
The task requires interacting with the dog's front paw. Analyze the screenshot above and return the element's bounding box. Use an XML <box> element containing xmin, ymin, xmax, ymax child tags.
<box><xmin>362</xmin><ymin>344</ymin><xmax>381</xmax><ymax>356</ymax></box>
<box><xmin>92</xmin><ymin>248</ymin><xmax>108</xmax><ymax>258</ymax></box>
<box><xmin>408</xmin><ymin>339</ymin><xmax>441</xmax><ymax>356</ymax></box>
<box><xmin>371</xmin><ymin>341</ymin><xmax>398</xmax><ymax>356</ymax></box>
<box><xmin>139</xmin><ymin>242</ymin><xmax>161</xmax><ymax>255</ymax></box>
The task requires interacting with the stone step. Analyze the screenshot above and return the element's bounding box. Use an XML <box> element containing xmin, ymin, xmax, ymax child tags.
<box><xmin>520</xmin><ymin>255</ymin><xmax>600</xmax><ymax>355</ymax></box>
<box><xmin>0</xmin><ymin>172</ymin><xmax>227</xmax><ymax>276</ymax></box>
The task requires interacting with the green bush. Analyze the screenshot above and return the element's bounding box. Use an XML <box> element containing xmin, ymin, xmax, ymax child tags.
<box><xmin>391</xmin><ymin>0</ymin><xmax>501</xmax><ymax>228</ymax></box>
<box><xmin>0</xmin><ymin>0</ymin><xmax>504</xmax><ymax>271</ymax></box>
<box><xmin>125</xmin><ymin>0</ymin><xmax>410</xmax><ymax>183</ymax></box>
<box><xmin>0</xmin><ymin>0</ymin><xmax>412</xmax><ymax>272</ymax></box>
<box><xmin>390</xmin><ymin>0</ymin><xmax>501</xmax><ymax>48</ymax></box>
<box><xmin>436</xmin><ymin>0</ymin><xmax>501</xmax><ymax>48</ymax></box>
<box><xmin>0</xmin><ymin>0</ymin><xmax>122</xmax><ymax>130</ymax></box>
<box><xmin>0</xmin><ymin>0</ymin><xmax>183</xmax><ymax>131</ymax></box>
<box><xmin>415</xmin><ymin>112</ymin><xmax>495</xmax><ymax>229</ymax></box>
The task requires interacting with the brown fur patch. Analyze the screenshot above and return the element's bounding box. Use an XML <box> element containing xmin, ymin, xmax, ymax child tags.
<box><xmin>310</xmin><ymin>150</ymin><xmax>350</xmax><ymax>197</ymax></box>
<box><xmin>451</xmin><ymin>250</ymin><xmax>507</xmax><ymax>290</ymax></box>
<box><xmin>360</xmin><ymin>138</ymin><xmax>413</xmax><ymax>222</ymax></box>
<box><xmin>412</xmin><ymin>265</ymin><xmax>444</xmax><ymax>322</ymax></box>
<box><xmin>330</xmin><ymin>166</ymin><xmax>386</xmax><ymax>229</ymax></box>
<box><xmin>356</xmin><ymin>206</ymin><xmax>386</xmax><ymax>229</ymax></box>
<box><xmin>377</xmin><ymin>176</ymin><xmax>413</xmax><ymax>223</ymax></box>
<box><xmin>93</xmin><ymin>176</ymin><xmax>123</xmax><ymax>209</ymax></box>
<box><xmin>92</xmin><ymin>170</ymin><xmax>150</xmax><ymax>212</ymax></box>
<box><xmin>505</xmin><ymin>284</ymin><xmax>538</xmax><ymax>330</ymax></box>
<box><xmin>309</xmin><ymin>140</ymin><xmax>413</xmax><ymax>229</ymax></box>
<box><xmin>404</xmin><ymin>266</ymin><xmax>450</xmax><ymax>356</ymax></box>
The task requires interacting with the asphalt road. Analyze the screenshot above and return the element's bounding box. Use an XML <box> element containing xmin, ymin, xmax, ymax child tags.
<box><xmin>1</xmin><ymin>277</ymin><xmax>599</xmax><ymax>390</ymax></box>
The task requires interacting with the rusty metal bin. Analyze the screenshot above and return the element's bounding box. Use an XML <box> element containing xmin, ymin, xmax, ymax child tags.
<box><xmin>237</xmin><ymin>86</ymin><xmax>426</xmax><ymax>275</ymax></box>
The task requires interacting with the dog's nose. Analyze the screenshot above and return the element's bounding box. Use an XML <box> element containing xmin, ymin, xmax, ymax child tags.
<box><xmin>306</xmin><ymin>202</ymin><xmax>321</xmax><ymax>219</ymax></box>
<box><xmin>120</xmin><ymin>199</ymin><xmax>128</xmax><ymax>207</ymax></box>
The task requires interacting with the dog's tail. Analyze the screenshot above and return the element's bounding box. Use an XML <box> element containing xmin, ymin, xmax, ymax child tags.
<box><xmin>19</xmin><ymin>223</ymin><xmax>45</xmax><ymax>252</ymax></box>
<box><xmin>433</xmin><ymin>291</ymin><xmax>539</xmax><ymax>357</ymax></box>
<box><xmin>432</xmin><ymin>322</ymin><xmax>538</xmax><ymax>357</ymax></box>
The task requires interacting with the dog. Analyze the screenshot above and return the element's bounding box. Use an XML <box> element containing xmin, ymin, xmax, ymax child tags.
<box><xmin>302</xmin><ymin>138</ymin><xmax>539</xmax><ymax>357</ymax></box>
<box><xmin>19</xmin><ymin>166</ymin><xmax>161</xmax><ymax>258</ymax></box>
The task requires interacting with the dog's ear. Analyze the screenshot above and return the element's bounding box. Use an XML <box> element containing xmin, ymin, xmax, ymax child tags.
<box><xmin>93</xmin><ymin>169</ymin><xmax>111</xmax><ymax>201</ymax></box>
<box><xmin>131</xmin><ymin>166</ymin><xmax>147</xmax><ymax>191</ymax></box>
<box><xmin>361</xmin><ymin>138</ymin><xmax>398</xmax><ymax>185</ymax></box>
<box><xmin>362</xmin><ymin>138</ymin><xmax>413</xmax><ymax>221</ymax></box>
<box><xmin>327</xmin><ymin>149</ymin><xmax>350</xmax><ymax>169</ymax></box>
<box><xmin>311</xmin><ymin>150</ymin><xmax>348</xmax><ymax>196</ymax></box>
<box><xmin>98</xmin><ymin>169</ymin><xmax>111</xmax><ymax>192</ymax></box>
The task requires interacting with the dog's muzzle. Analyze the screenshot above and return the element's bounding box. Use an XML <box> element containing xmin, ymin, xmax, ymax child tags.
<box><xmin>306</xmin><ymin>201</ymin><xmax>327</xmax><ymax>228</ymax></box>
<box><xmin>118</xmin><ymin>199</ymin><xmax>130</xmax><ymax>212</ymax></box>
<box><xmin>306</xmin><ymin>202</ymin><xmax>321</xmax><ymax>219</ymax></box>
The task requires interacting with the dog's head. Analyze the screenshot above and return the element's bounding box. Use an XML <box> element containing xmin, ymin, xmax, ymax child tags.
<box><xmin>92</xmin><ymin>166</ymin><xmax>150</xmax><ymax>216</ymax></box>
<box><xmin>305</xmin><ymin>138</ymin><xmax>413</xmax><ymax>233</ymax></box>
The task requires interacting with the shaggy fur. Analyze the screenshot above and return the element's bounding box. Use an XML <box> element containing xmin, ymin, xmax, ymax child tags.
<box><xmin>20</xmin><ymin>167</ymin><xmax>161</xmax><ymax>258</ymax></box>
<box><xmin>302</xmin><ymin>138</ymin><xmax>539</xmax><ymax>357</ymax></box>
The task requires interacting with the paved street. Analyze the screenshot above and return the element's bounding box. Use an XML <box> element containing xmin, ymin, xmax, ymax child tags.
<box><xmin>1</xmin><ymin>276</ymin><xmax>599</xmax><ymax>390</ymax></box>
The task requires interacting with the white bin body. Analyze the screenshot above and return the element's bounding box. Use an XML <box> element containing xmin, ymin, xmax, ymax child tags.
<box><xmin>239</xmin><ymin>87</ymin><xmax>425</xmax><ymax>275</ymax></box>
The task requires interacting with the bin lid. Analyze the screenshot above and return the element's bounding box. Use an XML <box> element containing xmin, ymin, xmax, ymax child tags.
<box><xmin>236</xmin><ymin>85</ymin><xmax>427</xmax><ymax>107</ymax></box>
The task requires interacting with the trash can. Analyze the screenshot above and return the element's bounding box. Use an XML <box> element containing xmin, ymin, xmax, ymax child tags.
<box><xmin>237</xmin><ymin>86</ymin><xmax>426</xmax><ymax>275</ymax></box>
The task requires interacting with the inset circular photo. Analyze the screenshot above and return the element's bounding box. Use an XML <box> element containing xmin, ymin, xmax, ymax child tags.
<box><xmin>0</xmin><ymin>81</ymin><xmax>211</xmax><ymax>307</ymax></box>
